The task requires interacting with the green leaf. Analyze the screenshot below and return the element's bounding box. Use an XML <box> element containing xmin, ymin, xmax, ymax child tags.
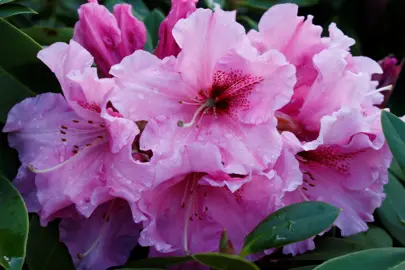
<box><xmin>125</xmin><ymin>256</ymin><xmax>193</xmax><ymax>268</ymax></box>
<box><xmin>381</xmin><ymin>111</ymin><xmax>405</xmax><ymax>174</ymax></box>
<box><xmin>204</xmin><ymin>0</ymin><xmax>226</xmax><ymax>9</ymax></box>
<box><xmin>240</xmin><ymin>202</ymin><xmax>340</xmax><ymax>256</ymax></box>
<box><xmin>294</xmin><ymin>226</ymin><xmax>393</xmax><ymax>261</ymax></box>
<box><xmin>0</xmin><ymin>4</ymin><xmax>36</xmax><ymax>18</ymax></box>
<box><xmin>0</xmin><ymin>19</ymin><xmax>60</xmax><ymax>94</ymax></box>
<box><xmin>22</xmin><ymin>27</ymin><xmax>73</xmax><ymax>45</ymax></box>
<box><xmin>237</xmin><ymin>15</ymin><xmax>258</xmax><ymax>31</ymax></box>
<box><xmin>26</xmin><ymin>216</ymin><xmax>75</xmax><ymax>270</ymax></box>
<box><xmin>377</xmin><ymin>173</ymin><xmax>405</xmax><ymax>246</ymax></box>
<box><xmin>313</xmin><ymin>248</ymin><xmax>405</xmax><ymax>270</ymax></box>
<box><xmin>0</xmin><ymin>126</ymin><xmax>19</xmax><ymax>180</ymax></box>
<box><xmin>0</xmin><ymin>0</ymin><xmax>15</xmax><ymax>5</ymax></box>
<box><xmin>143</xmin><ymin>9</ymin><xmax>165</xmax><ymax>49</ymax></box>
<box><xmin>0</xmin><ymin>66</ymin><xmax>35</xmax><ymax>123</ymax></box>
<box><xmin>389</xmin><ymin>158</ymin><xmax>405</xmax><ymax>182</ymax></box>
<box><xmin>193</xmin><ymin>253</ymin><xmax>259</xmax><ymax>270</ymax></box>
<box><xmin>0</xmin><ymin>173</ymin><xmax>29</xmax><ymax>270</ymax></box>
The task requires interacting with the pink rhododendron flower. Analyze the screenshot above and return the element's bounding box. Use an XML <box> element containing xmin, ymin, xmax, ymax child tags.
<box><xmin>74</xmin><ymin>0</ymin><xmax>147</xmax><ymax>77</ymax></box>
<box><xmin>109</xmin><ymin>8</ymin><xmax>296</xmax><ymax>175</ymax></box>
<box><xmin>3</xmin><ymin>41</ymin><xmax>152</xmax><ymax>268</ymax></box>
<box><xmin>155</xmin><ymin>0</ymin><xmax>197</xmax><ymax>59</ymax></box>
<box><xmin>250</xmin><ymin>3</ymin><xmax>391</xmax><ymax>255</ymax></box>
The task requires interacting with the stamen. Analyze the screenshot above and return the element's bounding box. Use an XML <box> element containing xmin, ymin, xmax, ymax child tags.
<box><xmin>177</xmin><ymin>99</ymin><xmax>214</xmax><ymax>128</ymax></box>
<box><xmin>28</xmin><ymin>139</ymin><xmax>101</xmax><ymax>173</ymax></box>
<box><xmin>183</xmin><ymin>176</ymin><xmax>198</xmax><ymax>255</ymax></box>
<box><xmin>366</xmin><ymin>85</ymin><xmax>393</xmax><ymax>96</ymax></box>
<box><xmin>77</xmin><ymin>200</ymin><xmax>115</xmax><ymax>260</ymax></box>
<box><xmin>178</xmin><ymin>100</ymin><xmax>202</xmax><ymax>105</ymax></box>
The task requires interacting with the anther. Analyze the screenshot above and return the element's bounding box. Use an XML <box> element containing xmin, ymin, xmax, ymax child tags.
<box><xmin>60</xmin><ymin>130</ymin><xmax>67</xmax><ymax>135</ymax></box>
<box><xmin>73</xmin><ymin>120</ymin><xmax>79</xmax><ymax>123</ymax></box>
<box><xmin>61</xmin><ymin>138</ymin><xmax>67</xmax><ymax>142</ymax></box>
<box><xmin>88</xmin><ymin>120</ymin><xmax>94</xmax><ymax>124</ymax></box>
<box><xmin>61</xmin><ymin>125</ymin><xmax>68</xmax><ymax>129</ymax></box>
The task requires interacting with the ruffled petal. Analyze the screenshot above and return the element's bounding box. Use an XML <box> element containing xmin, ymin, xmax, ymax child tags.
<box><xmin>60</xmin><ymin>200</ymin><xmax>140</xmax><ymax>270</ymax></box>
<box><xmin>173</xmin><ymin>8</ymin><xmax>246</xmax><ymax>89</ymax></box>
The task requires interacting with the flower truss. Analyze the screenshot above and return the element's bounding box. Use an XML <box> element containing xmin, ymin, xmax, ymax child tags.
<box><xmin>2</xmin><ymin>1</ymin><xmax>393</xmax><ymax>269</ymax></box>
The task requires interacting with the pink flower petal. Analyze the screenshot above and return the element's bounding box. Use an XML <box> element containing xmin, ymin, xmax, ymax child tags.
<box><xmin>60</xmin><ymin>200</ymin><xmax>140</xmax><ymax>270</ymax></box>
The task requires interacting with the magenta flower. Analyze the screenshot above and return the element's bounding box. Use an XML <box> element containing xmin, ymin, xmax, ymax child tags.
<box><xmin>250</xmin><ymin>3</ymin><xmax>391</xmax><ymax>255</ymax></box>
<box><xmin>109</xmin><ymin>8</ymin><xmax>296</xmax><ymax>174</ymax></box>
<box><xmin>155</xmin><ymin>0</ymin><xmax>197</xmax><ymax>59</ymax></box>
<box><xmin>73</xmin><ymin>0</ymin><xmax>147</xmax><ymax>77</ymax></box>
<box><xmin>3</xmin><ymin>41</ymin><xmax>152</xmax><ymax>268</ymax></box>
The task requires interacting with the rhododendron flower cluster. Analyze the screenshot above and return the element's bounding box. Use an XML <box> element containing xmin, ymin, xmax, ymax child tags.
<box><xmin>3</xmin><ymin>1</ymin><xmax>392</xmax><ymax>269</ymax></box>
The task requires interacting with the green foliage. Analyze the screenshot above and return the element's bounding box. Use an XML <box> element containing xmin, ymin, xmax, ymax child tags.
<box><xmin>313</xmin><ymin>248</ymin><xmax>405</xmax><ymax>270</ymax></box>
<box><xmin>143</xmin><ymin>9</ymin><xmax>165</xmax><ymax>49</ymax></box>
<box><xmin>0</xmin><ymin>4</ymin><xmax>36</xmax><ymax>18</ymax></box>
<box><xmin>0</xmin><ymin>174</ymin><xmax>29</xmax><ymax>270</ymax></box>
<box><xmin>125</xmin><ymin>256</ymin><xmax>193</xmax><ymax>268</ymax></box>
<box><xmin>294</xmin><ymin>226</ymin><xmax>393</xmax><ymax>261</ymax></box>
<box><xmin>22</xmin><ymin>27</ymin><xmax>73</xmax><ymax>45</ymax></box>
<box><xmin>26</xmin><ymin>216</ymin><xmax>75</xmax><ymax>270</ymax></box>
<box><xmin>240</xmin><ymin>202</ymin><xmax>340</xmax><ymax>256</ymax></box>
<box><xmin>193</xmin><ymin>253</ymin><xmax>260</xmax><ymax>270</ymax></box>
<box><xmin>0</xmin><ymin>19</ymin><xmax>60</xmax><ymax>94</ymax></box>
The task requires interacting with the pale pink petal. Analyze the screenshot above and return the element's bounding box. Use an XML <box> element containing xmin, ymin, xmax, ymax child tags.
<box><xmin>37</xmin><ymin>41</ymin><xmax>93</xmax><ymax>103</ymax></box>
<box><xmin>109</xmin><ymin>51</ymin><xmax>189</xmax><ymax>121</ymax></box>
<box><xmin>60</xmin><ymin>200</ymin><xmax>140</xmax><ymax>270</ymax></box>
<box><xmin>113</xmin><ymin>4</ymin><xmax>147</xmax><ymax>57</ymax></box>
<box><xmin>325</xmin><ymin>23</ymin><xmax>355</xmax><ymax>51</ymax></box>
<box><xmin>155</xmin><ymin>0</ymin><xmax>197</xmax><ymax>59</ymax></box>
<box><xmin>173</xmin><ymin>8</ymin><xmax>246</xmax><ymax>89</ymax></box>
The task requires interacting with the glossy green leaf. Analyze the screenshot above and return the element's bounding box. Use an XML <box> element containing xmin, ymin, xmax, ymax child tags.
<box><xmin>26</xmin><ymin>216</ymin><xmax>75</xmax><ymax>270</ymax></box>
<box><xmin>389</xmin><ymin>158</ymin><xmax>405</xmax><ymax>182</ymax></box>
<box><xmin>0</xmin><ymin>0</ymin><xmax>15</xmax><ymax>5</ymax></box>
<box><xmin>22</xmin><ymin>27</ymin><xmax>73</xmax><ymax>45</ymax></box>
<box><xmin>294</xmin><ymin>226</ymin><xmax>392</xmax><ymax>261</ymax></box>
<box><xmin>193</xmin><ymin>253</ymin><xmax>259</xmax><ymax>270</ymax></box>
<box><xmin>240</xmin><ymin>202</ymin><xmax>340</xmax><ymax>256</ymax></box>
<box><xmin>125</xmin><ymin>256</ymin><xmax>192</xmax><ymax>268</ymax></box>
<box><xmin>0</xmin><ymin>4</ymin><xmax>36</xmax><ymax>18</ymax></box>
<box><xmin>313</xmin><ymin>248</ymin><xmax>405</xmax><ymax>270</ymax></box>
<box><xmin>0</xmin><ymin>18</ymin><xmax>60</xmax><ymax>94</ymax></box>
<box><xmin>0</xmin><ymin>173</ymin><xmax>29</xmax><ymax>270</ymax></box>
<box><xmin>143</xmin><ymin>9</ymin><xmax>165</xmax><ymax>49</ymax></box>
<box><xmin>381</xmin><ymin>111</ymin><xmax>405</xmax><ymax>174</ymax></box>
<box><xmin>377</xmin><ymin>173</ymin><xmax>405</xmax><ymax>246</ymax></box>
<box><xmin>0</xmin><ymin>66</ymin><xmax>35</xmax><ymax>123</ymax></box>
